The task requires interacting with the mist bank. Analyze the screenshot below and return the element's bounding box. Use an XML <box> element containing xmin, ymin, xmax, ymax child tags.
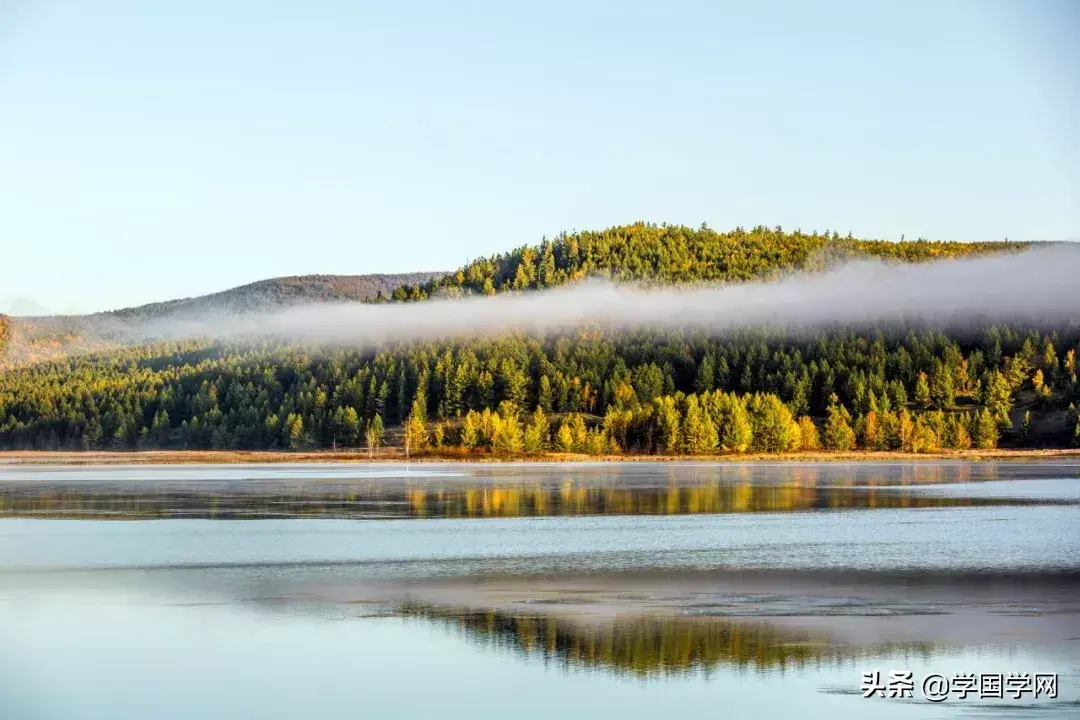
<box><xmin>74</xmin><ymin>245</ymin><xmax>1080</xmax><ymax>347</ymax></box>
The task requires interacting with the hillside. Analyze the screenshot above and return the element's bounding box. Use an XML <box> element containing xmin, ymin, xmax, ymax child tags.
<box><xmin>2</xmin><ymin>271</ymin><xmax>442</xmax><ymax>365</ymax></box>
<box><xmin>1</xmin><ymin>223</ymin><xmax>1076</xmax><ymax>456</ymax></box>
<box><xmin>386</xmin><ymin>223</ymin><xmax>1029</xmax><ymax>300</ymax></box>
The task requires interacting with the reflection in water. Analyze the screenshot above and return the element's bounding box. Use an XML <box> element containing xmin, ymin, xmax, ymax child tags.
<box><xmin>400</xmin><ymin>604</ymin><xmax>935</xmax><ymax>678</ymax></box>
<box><xmin>2</xmin><ymin>477</ymin><xmax>1075</xmax><ymax>520</ymax></box>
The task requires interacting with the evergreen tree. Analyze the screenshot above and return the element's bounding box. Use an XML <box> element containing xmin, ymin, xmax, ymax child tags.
<box><xmin>694</xmin><ymin>354</ymin><xmax>716</xmax><ymax>395</ymax></box>
<box><xmin>746</xmin><ymin>394</ymin><xmax>798</xmax><ymax>452</ymax></box>
<box><xmin>713</xmin><ymin>392</ymin><xmax>752</xmax><ymax>453</ymax></box>
<box><xmin>523</xmin><ymin>406</ymin><xmax>548</xmax><ymax>455</ymax></box>
<box><xmin>929</xmin><ymin>361</ymin><xmax>954</xmax><ymax>409</ymax></box>
<box><xmin>982</xmin><ymin>370</ymin><xmax>1013</xmax><ymax>429</ymax></box>
<box><xmin>555</xmin><ymin>419</ymin><xmax>575</xmax><ymax>453</ymax></box>
<box><xmin>796</xmin><ymin>416</ymin><xmax>819</xmax><ymax>451</ymax></box>
<box><xmin>914</xmin><ymin>372</ymin><xmax>931</xmax><ymax>411</ymax></box>
<box><xmin>284</xmin><ymin>413</ymin><xmax>304</xmax><ymax>449</ymax></box>
<box><xmin>681</xmin><ymin>396</ymin><xmax>718</xmax><ymax>455</ymax></box>
<box><xmin>460</xmin><ymin>410</ymin><xmax>481</xmax><ymax>449</ymax></box>
<box><xmin>1020</xmin><ymin>411</ymin><xmax>1032</xmax><ymax>441</ymax></box>
<box><xmin>491</xmin><ymin>411</ymin><xmax>524</xmax><ymax>455</ymax></box>
<box><xmin>822</xmin><ymin>404</ymin><xmax>856</xmax><ymax>452</ymax></box>
<box><xmin>973</xmin><ymin>409</ymin><xmax>998</xmax><ymax>449</ymax></box>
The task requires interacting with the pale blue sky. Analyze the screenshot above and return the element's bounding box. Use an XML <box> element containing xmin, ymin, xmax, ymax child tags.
<box><xmin>1</xmin><ymin>0</ymin><xmax>1077</xmax><ymax>314</ymax></box>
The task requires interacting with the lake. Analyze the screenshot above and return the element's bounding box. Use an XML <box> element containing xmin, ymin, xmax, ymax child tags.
<box><xmin>1</xmin><ymin>461</ymin><xmax>1078</xmax><ymax>718</ymax></box>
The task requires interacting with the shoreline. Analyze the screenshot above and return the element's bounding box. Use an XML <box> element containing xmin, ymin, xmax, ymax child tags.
<box><xmin>2</xmin><ymin>447</ymin><xmax>1080</xmax><ymax>465</ymax></box>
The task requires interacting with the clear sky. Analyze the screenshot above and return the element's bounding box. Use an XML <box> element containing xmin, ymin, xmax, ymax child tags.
<box><xmin>1</xmin><ymin>0</ymin><xmax>1077</xmax><ymax>314</ymax></box>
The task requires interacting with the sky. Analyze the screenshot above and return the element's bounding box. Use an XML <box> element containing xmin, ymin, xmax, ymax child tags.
<box><xmin>1</xmin><ymin>0</ymin><xmax>1077</xmax><ymax>314</ymax></box>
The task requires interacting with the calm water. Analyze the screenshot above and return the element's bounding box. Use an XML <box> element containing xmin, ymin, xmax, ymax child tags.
<box><xmin>1</xmin><ymin>461</ymin><xmax>1079</xmax><ymax>719</ymax></box>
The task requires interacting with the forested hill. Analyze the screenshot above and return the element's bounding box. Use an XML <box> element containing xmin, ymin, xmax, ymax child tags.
<box><xmin>384</xmin><ymin>223</ymin><xmax>1029</xmax><ymax>300</ymax></box>
<box><xmin>2</xmin><ymin>224</ymin><xmax>1076</xmax><ymax>456</ymax></box>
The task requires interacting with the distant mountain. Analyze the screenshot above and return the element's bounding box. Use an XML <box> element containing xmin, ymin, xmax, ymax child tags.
<box><xmin>102</xmin><ymin>272</ymin><xmax>443</xmax><ymax>320</ymax></box>
<box><xmin>1</xmin><ymin>271</ymin><xmax>443</xmax><ymax>365</ymax></box>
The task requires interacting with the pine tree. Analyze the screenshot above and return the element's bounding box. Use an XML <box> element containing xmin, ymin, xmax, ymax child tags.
<box><xmin>822</xmin><ymin>404</ymin><xmax>856</xmax><ymax>452</ymax></box>
<box><xmin>284</xmin><ymin>413</ymin><xmax>305</xmax><ymax>449</ymax></box>
<box><xmin>555</xmin><ymin>419</ymin><xmax>575</xmax><ymax>453</ymax></box>
<box><xmin>681</xmin><ymin>396</ymin><xmax>718</xmax><ymax>454</ymax></box>
<box><xmin>403</xmin><ymin>409</ymin><xmax>427</xmax><ymax>457</ymax></box>
<box><xmin>652</xmin><ymin>396</ymin><xmax>682</xmax><ymax>454</ymax></box>
<box><xmin>1020</xmin><ymin>411</ymin><xmax>1032</xmax><ymax>442</ymax></box>
<box><xmin>929</xmin><ymin>361</ymin><xmax>955</xmax><ymax>409</ymax></box>
<box><xmin>714</xmin><ymin>392</ymin><xmax>752</xmax><ymax>453</ymax></box>
<box><xmin>538</xmin><ymin>375</ymin><xmax>553</xmax><ymax>413</ymax></box>
<box><xmin>694</xmin><ymin>354</ymin><xmax>715</xmax><ymax>395</ymax></box>
<box><xmin>460</xmin><ymin>410</ymin><xmax>481</xmax><ymax>449</ymax></box>
<box><xmin>797</xmin><ymin>416</ymin><xmax>819</xmax><ymax>451</ymax></box>
<box><xmin>523</xmin><ymin>406</ymin><xmax>548</xmax><ymax>455</ymax></box>
<box><xmin>584</xmin><ymin>428</ymin><xmax>610</xmax><ymax>456</ymax></box>
<box><xmin>982</xmin><ymin>370</ymin><xmax>1013</xmax><ymax>429</ymax></box>
<box><xmin>914</xmin><ymin>372</ymin><xmax>931</xmax><ymax>411</ymax></box>
<box><xmin>491</xmin><ymin>411</ymin><xmax>524</xmax><ymax>455</ymax></box>
<box><xmin>1073</xmin><ymin>416</ymin><xmax>1080</xmax><ymax>448</ymax></box>
<box><xmin>912</xmin><ymin>418</ymin><xmax>938</xmax><ymax>454</ymax></box>
<box><xmin>973</xmin><ymin>408</ymin><xmax>998</xmax><ymax>449</ymax></box>
<box><xmin>746</xmin><ymin>393</ymin><xmax>798</xmax><ymax>452</ymax></box>
<box><xmin>569</xmin><ymin>413</ymin><xmax>588</xmax><ymax>452</ymax></box>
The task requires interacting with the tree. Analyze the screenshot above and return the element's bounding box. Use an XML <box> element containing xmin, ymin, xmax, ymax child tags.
<box><xmin>973</xmin><ymin>408</ymin><xmax>998</xmax><ymax>449</ymax></box>
<box><xmin>856</xmin><ymin>411</ymin><xmax>884</xmax><ymax>450</ymax></box>
<box><xmin>585</xmin><ymin>428</ymin><xmax>611</xmax><ymax>456</ymax></box>
<box><xmin>822</xmin><ymin>404</ymin><xmax>856</xmax><ymax>452</ymax></box>
<box><xmin>912</xmin><ymin>418</ymin><xmax>938</xmax><ymax>454</ymax></box>
<box><xmin>1020</xmin><ymin>411</ymin><xmax>1032</xmax><ymax>441</ymax></box>
<box><xmin>523</xmin><ymin>407</ymin><xmax>548</xmax><ymax>455</ymax></box>
<box><xmin>929</xmin><ymin>361</ymin><xmax>954</xmax><ymax>409</ymax></box>
<box><xmin>746</xmin><ymin>394</ymin><xmax>798</xmax><ymax>452</ymax></box>
<box><xmin>694</xmin><ymin>354</ymin><xmax>715</xmax><ymax>395</ymax></box>
<box><xmin>460</xmin><ymin>410</ymin><xmax>482</xmax><ymax>449</ymax></box>
<box><xmin>681</xmin><ymin>396</ymin><xmax>718</xmax><ymax>454</ymax></box>
<box><xmin>403</xmin><ymin>410</ymin><xmax>427</xmax><ymax>458</ymax></box>
<box><xmin>652</xmin><ymin>397</ymin><xmax>681</xmax><ymax>454</ymax></box>
<box><xmin>284</xmin><ymin>413</ymin><xmax>305</xmax><ymax>449</ymax></box>
<box><xmin>555</xmin><ymin>419</ymin><xmax>575</xmax><ymax>453</ymax></box>
<box><xmin>365</xmin><ymin>415</ymin><xmax>384</xmax><ymax>457</ymax></box>
<box><xmin>1074</xmin><ymin>416</ymin><xmax>1080</xmax><ymax>448</ymax></box>
<box><xmin>491</xmin><ymin>411</ymin><xmax>524</xmax><ymax>455</ymax></box>
<box><xmin>914</xmin><ymin>372</ymin><xmax>931</xmax><ymax>411</ymax></box>
<box><xmin>568</xmin><ymin>413</ymin><xmax>588</xmax><ymax>451</ymax></box>
<box><xmin>797</xmin><ymin>416</ymin><xmax>819</xmax><ymax>451</ymax></box>
<box><xmin>713</xmin><ymin>392</ymin><xmax>752</xmax><ymax>453</ymax></box>
<box><xmin>1032</xmin><ymin>370</ymin><xmax>1052</xmax><ymax>406</ymax></box>
<box><xmin>945</xmin><ymin>414</ymin><xmax>972</xmax><ymax>450</ymax></box>
<box><xmin>432</xmin><ymin>422</ymin><xmax>446</xmax><ymax>448</ymax></box>
<box><xmin>538</xmin><ymin>375</ymin><xmax>553</xmax><ymax>413</ymax></box>
<box><xmin>982</xmin><ymin>370</ymin><xmax>1013</xmax><ymax>429</ymax></box>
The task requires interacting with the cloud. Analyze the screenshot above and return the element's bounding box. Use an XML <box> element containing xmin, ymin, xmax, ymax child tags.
<box><xmin>93</xmin><ymin>244</ymin><xmax>1077</xmax><ymax>348</ymax></box>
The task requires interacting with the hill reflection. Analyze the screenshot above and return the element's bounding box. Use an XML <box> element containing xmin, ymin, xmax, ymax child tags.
<box><xmin>400</xmin><ymin>604</ymin><xmax>935</xmax><ymax>677</ymax></box>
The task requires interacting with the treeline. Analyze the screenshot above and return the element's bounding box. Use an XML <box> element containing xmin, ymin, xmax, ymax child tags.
<box><xmin>383</xmin><ymin>223</ymin><xmax>1028</xmax><ymax>300</ymax></box>
<box><xmin>1</xmin><ymin>323</ymin><xmax>1078</xmax><ymax>453</ymax></box>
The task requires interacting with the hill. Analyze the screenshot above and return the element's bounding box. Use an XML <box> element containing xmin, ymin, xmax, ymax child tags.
<box><xmin>1</xmin><ymin>223</ymin><xmax>1076</xmax><ymax>456</ymax></box>
<box><xmin>1</xmin><ymin>271</ymin><xmax>442</xmax><ymax>365</ymax></box>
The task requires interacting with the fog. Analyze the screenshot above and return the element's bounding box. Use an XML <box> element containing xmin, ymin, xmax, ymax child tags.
<box><xmin>61</xmin><ymin>245</ymin><xmax>1080</xmax><ymax>348</ymax></box>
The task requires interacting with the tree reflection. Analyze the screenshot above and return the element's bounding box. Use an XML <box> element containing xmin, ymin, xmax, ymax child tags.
<box><xmin>400</xmin><ymin>603</ymin><xmax>936</xmax><ymax>678</ymax></box>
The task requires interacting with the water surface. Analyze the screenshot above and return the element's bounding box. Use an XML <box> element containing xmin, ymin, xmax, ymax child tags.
<box><xmin>2</xmin><ymin>461</ymin><xmax>1078</xmax><ymax>718</ymax></box>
